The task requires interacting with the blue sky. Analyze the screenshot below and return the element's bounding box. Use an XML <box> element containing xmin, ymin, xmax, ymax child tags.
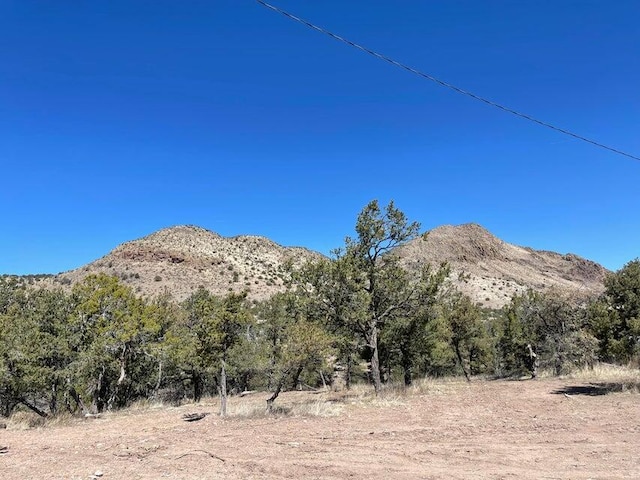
<box><xmin>1</xmin><ymin>1</ymin><xmax>638</xmax><ymax>274</ymax></box>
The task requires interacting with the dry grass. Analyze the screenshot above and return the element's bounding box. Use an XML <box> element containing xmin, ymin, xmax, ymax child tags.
<box><xmin>156</xmin><ymin>389</ymin><xmax>346</xmax><ymax>420</ymax></box>
<box><xmin>563</xmin><ymin>362</ymin><xmax>640</xmax><ymax>393</ymax></box>
<box><xmin>226</xmin><ymin>391</ymin><xmax>344</xmax><ymax>418</ymax></box>
<box><xmin>126</xmin><ymin>398</ymin><xmax>168</xmax><ymax>412</ymax></box>
<box><xmin>317</xmin><ymin>376</ymin><xmax>470</xmax><ymax>410</ymax></box>
<box><xmin>154</xmin><ymin>379</ymin><xmax>460</xmax><ymax>419</ymax></box>
<box><xmin>7</xmin><ymin>410</ymin><xmax>88</xmax><ymax>430</ymax></box>
<box><xmin>6</xmin><ymin>411</ymin><xmax>46</xmax><ymax>430</ymax></box>
<box><xmin>10</xmin><ymin>369</ymin><xmax>637</xmax><ymax>432</ymax></box>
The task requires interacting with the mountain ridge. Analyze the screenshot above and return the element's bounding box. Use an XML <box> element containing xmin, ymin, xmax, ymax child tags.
<box><xmin>35</xmin><ymin>223</ymin><xmax>607</xmax><ymax>307</ymax></box>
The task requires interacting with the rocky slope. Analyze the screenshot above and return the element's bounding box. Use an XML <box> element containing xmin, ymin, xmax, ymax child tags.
<box><xmin>42</xmin><ymin>223</ymin><xmax>607</xmax><ymax>308</ymax></box>
<box><xmin>397</xmin><ymin>223</ymin><xmax>607</xmax><ymax>308</ymax></box>
<box><xmin>51</xmin><ymin>225</ymin><xmax>322</xmax><ymax>302</ymax></box>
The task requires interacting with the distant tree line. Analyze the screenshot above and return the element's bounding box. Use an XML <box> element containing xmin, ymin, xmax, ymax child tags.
<box><xmin>1</xmin><ymin>201</ymin><xmax>638</xmax><ymax>418</ymax></box>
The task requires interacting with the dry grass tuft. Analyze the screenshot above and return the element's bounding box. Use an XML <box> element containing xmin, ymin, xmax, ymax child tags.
<box><xmin>7</xmin><ymin>411</ymin><xmax>47</xmax><ymax>430</ymax></box>
<box><xmin>290</xmin><ymin>399</ymin><xmax>344</xmax><ymax>417</ymax></box>
<box><xmin>126</xmin><ymin>398</ymin><xmax>168</xmax><ymax>413</ymax></box>
<box><xmin>225</xmin><ymin>401</ymin><xmax>270</xmax><ymax>419</ymax></box>
<box><xmin>42</xmin><ymin>411</ymin><xmax>78</xmax><ymax>428</ymax></box>
<box><xmin>407</xmin><ymin>376</ymin><xmax>470</xmax><ymax>396</ymax></box>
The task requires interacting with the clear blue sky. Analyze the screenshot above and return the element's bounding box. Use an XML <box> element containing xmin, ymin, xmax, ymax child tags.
<box><xmin>1</xmin><ymin>1</ymin><xmax>638</xmax><ymax>275</ymax></box>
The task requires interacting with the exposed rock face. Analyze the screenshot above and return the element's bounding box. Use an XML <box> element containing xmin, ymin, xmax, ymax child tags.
<box><xmin>397</xmin><ymin>223</ymin><xmax>607</xmax><ymax>308</ymax></box>
<box><xmin>53</xmin><ymin>225</ymin><xmax>322</xmax><ymax>302</ymax></box>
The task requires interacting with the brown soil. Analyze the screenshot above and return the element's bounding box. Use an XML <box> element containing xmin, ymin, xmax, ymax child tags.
<box><xmin>2</xmin><ymin>378</ymin><xmax>638</xmax><ymax>479</ymax></box>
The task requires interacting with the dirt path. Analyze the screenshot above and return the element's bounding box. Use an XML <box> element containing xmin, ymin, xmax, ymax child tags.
<box><xmin>1</xmin><ymin>378</ymin><xmax>638</xmax><ymax>479</ymax></box>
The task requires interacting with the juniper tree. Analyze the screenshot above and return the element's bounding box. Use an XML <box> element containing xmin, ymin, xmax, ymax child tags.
<box><xmin>257</xmin><ymin>292</ymin><xmax>333</xmax><ymax>412</ymax></box>
<box><xmin>70</xmin><ymin>274</ymin><xmax>162</xmax><ymax>412</ymax></box>
<box><xmin>593</xmin><ymin>259</ymin><xmax>640</xmax><ymax>363</ymax></box>
<box><xmin>179</xmin><ymin>287</ymin><xmax>250</xmax><ymax>415</ymax></box>
<box><xmin>499</xmin><ymin>290</ymin><xmax>597</xmax><ymax>377</ymax></box>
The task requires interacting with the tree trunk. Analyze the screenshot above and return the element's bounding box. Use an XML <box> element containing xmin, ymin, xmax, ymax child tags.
<box><xmin>319</xmin><ymin>370</ymin><xmax>327</xmax><ymax>390</ymax></box>
<box><xmin>368</xmin><ymin>325</ymin><xmax>382</xmax><ymax>395</ymax></box>
<box><xmin>526</xmin><ymin>344</ymin><xmax>538</xmax><ymax>379</ymax></box>
<box><xmin>68</xmin><ymin>384</ymin><xmax>88</xmax><ymax>415</ymax></box>
<box><xmin>50</xmin><ymin>379</ymin><xmax>58</xmax><ymax>415</ymax></box>
<box><xmin>107</xmin><ymin>348</ymin><xmax>127</xmax><ymax>410</ymax></box>
<box><xmin>554</xmin><ymin>339</ymin><xmax>564</xmax><ymax>376</ymax></box>
<box><xmin>401</xmin><ymin>343</ymin><xmax>412</xmax><ymax>386</ymax></box>
<box><xmin>19</xmin><ymin>398</ymin><xmax>48</xmax><ymax>418</ymax></box>
<box><xmin>92</xmin><ymin>366</ymin><xmax>106</xmax><ymax>413</ymax></box>
<box><xmin>193</xmin><ymin>371</ymin><xmax>203</xmax><ymax>402</ymax></box>
<box><xmin>267</xmin><ymin>336</ymin><xmax>278</xmax><ymax>390</ymax></box>
<box><xmin>219</xmin><ymin>360</ymin><xmax>227</xmax><ymax>417</ymax></box>
<box><xmin>454</xmin><ymin>342</ymin><xmax>471</xmax><ymax>382</ymax></box>
<box><xmin>291</xmin><ymin>365</ymin><xmax>304</xmax><ymax>390</ymax></box>
<box><xmin>152</xmin><ymin>360</ymin><xmax>163</xmax><ymax>398</ymax></box>
<box><xmin>266</xmin><ymin>379</ymin><xmax>284</xmax><ymax>413</ymax></box>
<box><xmin>345</xmin><ymin>353</ymin><xmax>352</xmax><ymax>390</ymax></box>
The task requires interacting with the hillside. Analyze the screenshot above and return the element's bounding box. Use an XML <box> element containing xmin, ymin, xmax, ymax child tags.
<box><xmin>39</xmin><ymin>223</ymin><xmax>608</xmax><ymax>307</ymax></box>
<box><xmin>50</xmin><ymin>225</ymin><xmax>322</xmax><ymax>301</ymax></box>
<box><xmin>398</xmin><ymin>223</ymin><xmax>607</xmax><ymax>308</ymax></box>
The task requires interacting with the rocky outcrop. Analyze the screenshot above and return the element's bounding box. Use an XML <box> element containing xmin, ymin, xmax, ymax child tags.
<box><xmin>397</xmin><ymin>224</ymin><xmax>607</xmax><ymax>308</ymax></box>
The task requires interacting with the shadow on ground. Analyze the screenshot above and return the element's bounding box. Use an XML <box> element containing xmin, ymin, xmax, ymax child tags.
<box><xmin>552</xmin><ymin>383</ymin><xmax>632</xmax><ymax>396</ymax></box>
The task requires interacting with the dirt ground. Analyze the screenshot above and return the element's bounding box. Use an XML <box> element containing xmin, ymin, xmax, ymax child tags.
<box><xmin>1</xmin><ymin>377</ymin><xmax>638</xmax><ymax>479</ymax></box>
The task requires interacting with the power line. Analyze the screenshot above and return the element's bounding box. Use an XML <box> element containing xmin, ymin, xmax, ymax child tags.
<box><xmin>256</xmin><ymin>0</ymin><xmax>640</xmax><ymax>162</ymax></box>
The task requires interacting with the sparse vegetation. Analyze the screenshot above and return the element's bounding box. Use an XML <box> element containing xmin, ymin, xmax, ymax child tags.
<box><xmin>0</xmin><ymin>202</ymin><xmax>636</xmax><ymax>424</ymax></box>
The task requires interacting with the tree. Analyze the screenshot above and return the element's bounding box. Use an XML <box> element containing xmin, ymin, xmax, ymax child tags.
<box><xmin>256</xmin><ymin>292</ymin><xmax>334</xmax><ymax>412</ymax></box>
<box><xmin>498</xmin><ymin>290</ymin><xmax>597</xmax><ymax>377</ymax></box>
<box><xmin>0</xmin><ymin>284</ymin><xmax>74</xmax><ymax>417</ymax></box>
<box><xmin>212</xmin><ymin>292</ymin><xmax>251</xmax><ymax>416</ymax></box>
<box><xmin>69</xmin><ymin>274</ymin><xmax>161</xmax><ymax>412</ymax></box>
<box><xmin>439</xmin><ymin>292</ymin><xmax>492</xmax><ymax>381</ymax></box>
<box><xmin>381</xmin><ymin>264</ymin><xmax>449</xmax><ymax>385</ymax></box>
<box><xmin>342</xmin><ymin>200</ymin><xmax>432</xmax><ymax>394</ymax></box>
<box><xmin>496</xmin><ymin>296</ymin><xmax>532</xmax><ymax>377</ymax></box>
<box><xmin>594</xmin><ymin>259</ymin><xmax>640</xmax><ymax>363</ymax></box>
<box><xmin>420</xmin><ymin>310</ymin><xmax>457</xmax><ymax>377</ymax></box>
<box><xmin>141</xmin><ymin>292</ymin><xmax>181</xmax><ymax>400</ymax></box>
<box><xmin>180</xmin><ymin>288</ymin><xmax>250</xmax><ymax>416</ymax></box>
<box><xmin>291</xmin><ymin>255</ymin><xmax>367</xmax><ymax>390</ymax></box>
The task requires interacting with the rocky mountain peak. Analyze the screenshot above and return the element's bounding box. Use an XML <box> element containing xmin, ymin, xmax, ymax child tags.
<box><xmin>51</xmin><ymin>225</ymin><xmax>322</xmax><ymax>302</ymax></box>
<box><xmin>399</xmin><ymin>224</ymin><xmax>607</xmax><ymax>308</ymax></box>
<box><xmin>423</xmin><ymin>223</ymin><xmax>506</xmax><ymax>262</ymax></box>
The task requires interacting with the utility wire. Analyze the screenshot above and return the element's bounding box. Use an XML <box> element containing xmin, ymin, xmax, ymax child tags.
<box><xmin>256</xmin><ymin>0</ymin><xmax>640</xmax><ymax>162</ymax></box>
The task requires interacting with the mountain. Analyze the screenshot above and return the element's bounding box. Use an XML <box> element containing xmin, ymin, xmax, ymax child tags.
<box><xmin>50</xmin><ymin>225</ymin><xmax>322</xmax><ymax>302</ymax></box>
<box><xmin>397</xmin><ymin>223</ymin><xmax>607</xmax><ymax>308</ymax></box>
<box><xmin>41</xmin><ymin>223</ymin><xmax>607</xmax><ymax>308</ymax></box>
